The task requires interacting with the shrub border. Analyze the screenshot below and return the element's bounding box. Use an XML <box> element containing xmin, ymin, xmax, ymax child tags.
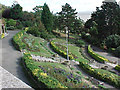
<box><xmin>87</xmin><ymin>45</ymin><xmax>109</xmax><ymax>63</ymax></box>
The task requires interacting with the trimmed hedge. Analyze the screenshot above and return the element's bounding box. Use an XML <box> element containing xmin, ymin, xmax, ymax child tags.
<box><xmin>88</xmin><ymin>45</ymin><xmax>109</xmax><ymax>63</ymax></box>
<box><xmin>79</xmin><ymin>61</ymin><xmax>120</xmax><ymax>88</ymax></box>
<box><xmin>12</xmin><ymin>30</ymin><xmax>26</xmax><ymax>51</ymax></box>
<box><xmin>22</xmin><ymin>52</ymin><xmax>67</xmax><ymax>88</ymax></box>
<box><xmin>50</xmin><ymin>41</ymin><xmax>74</xmax><ymax>60</ymax></box>
<box><xmin>115</xmin><ymin>65</ymin><xmax>120</xmax><ymax>72</ymax></box>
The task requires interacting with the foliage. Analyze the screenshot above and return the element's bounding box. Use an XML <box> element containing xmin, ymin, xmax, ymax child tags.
<box><xmin>50</xmin><ymin>41</ymin><xmax>74</xmax><ymax>60</ymax></box>
<box><xmin>12</xmin><ymin>30</ymin><xmax>26</xmax><ymax>51</ymax></box>
<box><xmin>41</xmin><ymin>3</ymin><xmax>53</xmax><ymax>32</ymax></box>
<box><xmin>115</xmin><ymin>65</ymin><xmax>120</xmax><ymax>72</ymax></box>
<box><xmin>105</xmin><ymin>34</ymin><xmax>120</xmax><ymax>48</ymax></box>
<box><xmin>79</xmin><ymin>60</ymin><xmax>120</xmax><ymax>88</ymax></box>
<box><xmin>85</xmin><ymin>1</ymin><xmax>120</xmax><ymax>44</ymax></box>
<box><xmin>2</xmin><ymin>8</ymin><xmax>11</xmax><ymax>19</ymax></box>
<box><xmin>38</xmin><ymin>65</ymin><xmax>90</xmax><ymax>88</ymax></box>
<box><xmin>10</xmin><ymin>3</ymin><xmax>23</xmax><ymax>20</ymax></box>
<box><xmin>75</xmin><ymin>39</ymin><xmax>85</xmax><ymax>47</ymax></box>
<box><xmin>22</xmin><ymin>53</ymin><xmax>67</xmax><ymax>88</ymax></box>
<box><xmin>5</xmin><ymin>19</ymin><xmax>16</xmax><ymax>27</ymax></box>
<box><xmin>88</xmin><ymin>45</ymin><xmax>109</xmax><ymax>63</ymax></box>
<box><xmin>114</xmin><ymin>46</ymin><xmax>120</xmax><ymax>57</ymax></box>
<box><xmin>57</xmin><ymin>3</ymin><xmax>78</xmax><ymax>36</ymax></box>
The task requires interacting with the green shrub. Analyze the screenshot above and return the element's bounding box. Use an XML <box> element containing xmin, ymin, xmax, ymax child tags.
<box><xmin>87</xmin><ymin>45</ymin><xmax>109</xmax><ymax>63</ymax></box>
<box><xmin>12</xmin><ymin>30</ymin><xmax>26</xmax><ymax>51</ymax></box>
<box><xmin>114</xmin><ymin>46</ymin><xmax>120</xmax><ymax>57</ymax></box>
<box><xmin>105</xmin><ymin>34</ymin><xmax>120</xmax><ymax>48</ymax></box>
<box><xmin>5</xmin><ymin>19</ymin><xmax>16</xmax><ymax>27</ymax></box>
<box><xmin>115</xmin><ymin>65</ymin><xmax>120</xmax><ymax>72</ymax></box>
<box><xmin>7</xmin><ymin>26</ymin><xmax>16</xmax><ymax>30</ymax></box>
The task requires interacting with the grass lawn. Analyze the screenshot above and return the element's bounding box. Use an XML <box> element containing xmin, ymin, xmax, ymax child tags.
<box><xmin>51</xmin><ymin>38</ymin><xmax>88</xmax><ymax>63</ymax></box>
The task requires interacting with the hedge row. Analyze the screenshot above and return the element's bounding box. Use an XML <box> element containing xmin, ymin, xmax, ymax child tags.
<box><xmin>12</xmin><ymin>30</ymin><xmax>26</xmax><ymax>51</ymax></box>
<box><xmin>79</xmin><ymin>61</ymin><xmax>120</xmax><ymax>88</ymax></box>
<box><xmin>50</xmin><ymin>41</ymin><xmax>74</xmax><ymax>60</ymax></box>
<box><xmin>88</xmin><ymin>45</ymin><xmax>109</xmax><ymax>63</ymax></box>
<box><xmin>22</xmin><ymin>52</ymin><xmax>67</xmax><ymax>88</ymax></box>
<box><xmin>115</xmin><ymin>65</ymin><xmax>120</xmax><ymax>72</ymax></box>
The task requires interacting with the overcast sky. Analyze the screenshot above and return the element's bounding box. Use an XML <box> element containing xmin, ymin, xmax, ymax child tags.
<box><xmin>1</xmin><ymin>0</ymin><xmax>120</xmax><ymax>21</ymax></box>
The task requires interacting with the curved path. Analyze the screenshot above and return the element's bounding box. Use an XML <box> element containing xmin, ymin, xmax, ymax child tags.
<box><xmin>91</xmin><ymin>45</ymin><xmax>120</xmax><ymax>64</ymax></box>
<box><xmin>1</xmin><ymin>30</ymin><xmax>32</xmax><ymax>88</ymax></box>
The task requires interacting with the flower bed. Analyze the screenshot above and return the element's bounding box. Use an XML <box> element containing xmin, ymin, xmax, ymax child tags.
<box><xmin>22</xmin><ymin>37</ymin><xmax>40</xmax><ymax>52</ymax></box>
<box><xmin>115</xmin><ymin>65</ymin><xmax>120</xmax><ymax>72</ymax></box>
<box><xmin>12</xmin><ymin>30</ymin><xmax>26</xmax><ymax>51</ymax></box>
<box><xmin>50</xmin><ymin>41</ymin><xmax>74</xmax><ymax>60</ymax></box>
<box><xmin>38</xmin><ymin>65</ymin><xmax>90</xmax><ymax>88</ymax></box>
<box><xmin>79</xmin><ymin>60</ymin><xmax>120</xmax><ymax>88</ymax></box>
<box><xmin>22</xmin><ymin>52</ymin><xmax>67</xmax><ymax>88</ymax></box>
<box><xmin>87</xmin><ymin>45</ymin><xmax>109</xmax><ymax>63</ymax></box>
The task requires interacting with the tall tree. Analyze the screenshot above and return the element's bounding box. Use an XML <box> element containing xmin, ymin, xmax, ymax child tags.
<box><xmin>85</xmin><ymin>1</ymin><xmax>120</xmax><ymax>39</ymax></box>
<box><xmin>41</xmin><ymin>3</ymin><xmax>53</xmax><ymax>32</ymax></box>
<box><xmin>57</xmin><ymin>3</ymin><xmax>77</xmax><ymax>37</ymax></box>
<box><xmin>10</xmin><ymin>3</ymin><xmax>23</xmax><ymax>20</ymax></box>
<box><xmin>33</xmin><ymin>5</ymin><xmax>43</xmax><ymax>19</ymax></box>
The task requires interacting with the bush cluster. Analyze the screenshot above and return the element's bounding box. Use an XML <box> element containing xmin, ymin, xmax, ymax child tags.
<box><xmin>12</xmin><ymin>30</ymin><xmax>26</xmax><ymax>51</ymax></box>
<box><xmin>88</xmin><ymin>45</ymin><xmax>109</xmax><ymax>63</ymax></box>
<box><xmin>22</xmin><ymin>52</ymin><xmax>67</xmax><ymax>88</ymax></box>
<box><xmin>105</xmin><ymin>34</ymin><xmax>120</xmax><ymax>49</ymax></box>
<box><xmin>79</xmin><ymin>60</ymin><xmax>120</xmax><ymax>88</ymax></box>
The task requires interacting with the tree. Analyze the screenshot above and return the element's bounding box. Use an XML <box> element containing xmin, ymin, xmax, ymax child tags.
<box><xmin>57</xmin><ymin>3</ymin><xmax>77</xmax><ymax>38</ymax></box>
<box><xmin>33</xmin><ymin>5</ymin><xmax>43</xmax><ymax>18</ymax></box>
<box><xmin>72</xmin><ymin>18</ymin><xmax>84</xmax><ymax>34</ymax></box>
<box><xmin>10</xmin><ymin>3</ymin><xmax>23</xmax><ymax>20</ymax></box>
<box><xmin>2</xmin><ymin>8</ymin><xmax>11</xmax><ymax>19</ymax></box>
<box><xmin>41</xmin><ymin>3</ymin><xmax>53</xmax><ymax>32</ymax></box>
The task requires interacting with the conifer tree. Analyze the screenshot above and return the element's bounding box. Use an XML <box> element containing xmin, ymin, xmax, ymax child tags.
<box><xmin>41</xmin><ymin>3</ymin><xmax>53</xmax><ymax>33</ymax></box>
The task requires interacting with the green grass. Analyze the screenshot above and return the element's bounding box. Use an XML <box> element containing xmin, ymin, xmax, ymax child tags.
<box><xmin>51</xmin><ymin>38</ymin><xmax>89</xmax><ymax>63</ymax></box>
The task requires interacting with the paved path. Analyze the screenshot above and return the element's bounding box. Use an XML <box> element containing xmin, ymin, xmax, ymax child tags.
<box><xmin>0</xmin><ymin>30</ymin><xmax>33</xmax><ymax>88</ymax></box>
<box><xmin>0</xmin><ymin>66</ymin><xmax>33</xmax><ymax>89</ymax></box>
<box><xmin>91</xmin><ymin>46</ymin><xmax>120</xmax><ymax>64</ymax></box>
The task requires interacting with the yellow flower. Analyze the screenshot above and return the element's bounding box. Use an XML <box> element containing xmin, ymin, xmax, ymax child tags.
<box><xmin>32</xmin><ymin>69</ymin><xmax>39</xmax><ymax>76</ymax></box>
<box><xmin>40</xmin><ymin>72</ymin><xmax>47</xmax><ymax>77</ymax></box>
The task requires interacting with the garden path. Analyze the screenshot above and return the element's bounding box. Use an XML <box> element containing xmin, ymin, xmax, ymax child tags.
<box><xmin>1</xmin><ymin>30</ymin><xmax>32</xmax><ymax>88</ymax></box>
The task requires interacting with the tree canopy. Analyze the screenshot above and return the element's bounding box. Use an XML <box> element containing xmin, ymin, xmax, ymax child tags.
<box><xmin>41</xmin><ymin>3</ymin><xmax>53</xmax><ymax>32</ymax></box>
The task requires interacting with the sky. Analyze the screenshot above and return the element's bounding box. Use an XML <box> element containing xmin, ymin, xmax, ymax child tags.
<box><xmin>0</xmin><ymin>0</ymin><xmax>120</xmax><ymax>21</ymax></box>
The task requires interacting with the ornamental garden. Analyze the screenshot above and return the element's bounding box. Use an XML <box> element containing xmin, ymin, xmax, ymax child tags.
<box><xmin>1</xmin><ymin>1</ymin><xmax>120</xmax><ymax>89</ymax></box>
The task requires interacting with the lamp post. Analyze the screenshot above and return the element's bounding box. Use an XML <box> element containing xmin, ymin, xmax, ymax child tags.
<box><xmin>65</xmin><ymin>26</ymin><xmax>69</xmax><ymax>61</ymax></box>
